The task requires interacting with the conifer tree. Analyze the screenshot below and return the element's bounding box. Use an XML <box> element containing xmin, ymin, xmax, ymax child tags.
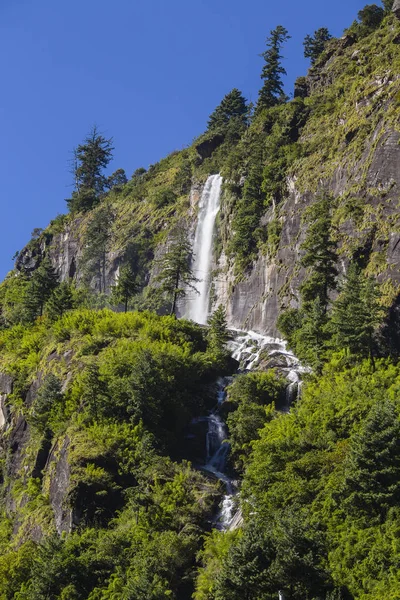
<box><xmin>32</xmin><ymin>374</ymin><xmax>63</xmax><ymax>433</ymax></box>
<box><xmin>331</xmin><ymin>264</ymin><xmax>384</xmax><ymax>362</ymax></box>
<box><xmin>111</xmin><ymin>263</ymin><xmax>139</xmax><ymax>312</ymax></box>
<box><xmin>67</xmin><ymin>126</ymin><xmax>114</xmax><ymax>212</ymax></box>
<box><xmin>257</xmin><ymin>26</ymin><xmax>291</xmax><ymax>112</ymax></box>
<box><xmin>46</xmin><ymin>281</ymin><xmax>75</xmax><ymax>320</ymax></box>
<box><xmin>207</xmin><ymin>89</ymin><xmax>248</xmax><ymax>131</ymax></box>
<box><xmin>207</xmin><ymin>305</ymin><xmax>232</xmax><ymax>355</ymax></box>
<box><xmin>343</xmin><ymin>401</ymin><xmax>400</xmax><ymax>518</ymax></box>
<box><xmin>303</xmin><ymin>28</ymin><xmax>332</xmax><ymax>64</ymax></box>
<box><xmin>105</xmin><ymin>168</ymin><xmax>127</xmax><ymax>191</ymax></box>
<box><xmin>153</xmin><ymin>226</ymin><xmax>199</xmax><ymax>317</ymax></box>
<box><xmin>358</xmin><ymin>4</ymin><xmax>385</xmax><ymax>28</ymax></box>
<box><xmin>82</xmin><ymin>205</ymin><xmax>112</xmax><ymax>293</ymax></box>
<box><xmin>293</xmin><ymin>298</ymin><xmax>329</xmax><ymax>373</ymax></box>
<box><xmin>300</xmin><ymin>193</ymin><xmax>338</xmax><ymax>310</ymax></box>
<box><xmin>24</xmin><ymin>256</ymin><xmax>59</xmax><ymax>320</ymax></box>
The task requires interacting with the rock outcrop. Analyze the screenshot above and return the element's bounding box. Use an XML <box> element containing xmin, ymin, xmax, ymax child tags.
<box><xmin>13</xmin><ymin>18</ymin><xmax>400</xmax><ymax>340</ymax></box>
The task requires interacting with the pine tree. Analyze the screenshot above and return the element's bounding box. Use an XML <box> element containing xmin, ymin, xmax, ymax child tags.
<box><xmin>111</xmin><ymin>263</ymin><xmax>139</xmax><ymax>312</ymax></box>
<box><xmin>67</xmin><ymin>126</ymin><xmax>114</xmax><ymax>212</ymax></box>
<box><xmin>24</xmin><ymin>256</ymin><xmax>59</xmax><ymax>320</ymax></box>
<box><xmin>153</xmin><ymin>226</ymin><xmax>199</xmax><ymax>317</ymax></box>
<box><xmin>293</xmin><ymin>298</ymin><xmax>329</xmax><ymax>373</ymax></box>
<box><xmin>358</xmin><ymin>4</ymin><xmax>385</xmax><ymax>28</ymax></box>
<box><xmin>300</xmin><ymin>193</ymin><xmax>338</xmax><ymax>310</ymax></box>
<box><xmin>303</xmin><ymin>28</ymin><xmax>332</xmax><ymax>64</ymax></box>
<box><xmin>32</xmin><ymin>374</ymin><xmax>63</xmax><ymax>433</ymax></box>
<box><xmin>207</xmin><ymin>305</ymin><xmax>232</xmax><ymax>355</ymax></box>
<box><xmin>105</xmin><ymin>168</ymin><xmax>127</xmax><ymax>191</ymax></box>
<box><xmin>343</xmin><ymin>401</ymin><xmax>400</xmax><ymax>518</ymax></box>
<box><xmin>81</xmin><ymin>363</ymin><xmax>107</xmax><ymax>421</ymax></box>
<box><xmin>257</xmin><ymin>26</ymin><xmax>291</xmax><ymax>112</ymax></box>
<box><xmin>331</xmin><ymin>264</ymin><xmax>384</xmax><ymax>361</ymax></box>
<box><xmin>207</xmin><ymin>89</ymin><xmax>248</xmax><ymax>131</ymax></box>
<box><xmin>82</xmin><ymin>205</ymin><xmax>112</xmax><ymax>293</ymax></box>
<box><xmin>46</xmin><ymin>281</ymin><xmax>75</xmax><ymax>320</ymax></box>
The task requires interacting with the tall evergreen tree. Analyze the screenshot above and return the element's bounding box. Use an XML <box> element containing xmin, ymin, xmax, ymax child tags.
<box><xmin>67</xmin><ymin>126</ymin><xmax>114</xmax><ymax>212</ymax></box>
<box><xmin>343</xmin><ymin>400</ymin><xmax>400</xmax><ymax>518</ymax></box>
<box><xmin>331</xmin><ymin>264</ymin><xmax>384</xmax><ymax>362</ymax></box>
<box><xmin>24</xmin><ymin>256</ymin><xmax>59</xmax><ymax>320</ymax></box>
<box><xmin>46</xmin><ymin>281</ymin><xmax>75</xmax><ymax>321</ymax></box>
<box><xmin>207</xmin><ymin>305</ymin><xmax>232</xmax><ymax>355</ymax></box>
<box><xmin>303</xmin><ymin>28</ymin><xmax>332</xmax><ymax>64</ymax></box>
<box><xmin>229</xmin><ymin>148</ymin><xmax>265</xmax><ymax>269</ymax></box>
<box><xmin>207</xmin><ymin>89</ymin><xmax>248</xmax><ymax>131</ymax></box>
<box><xmin>293</xmin><ymin>298</ymin><xmax>329</xmax><ymax>373</ymax></box>
<box><xmin>111</xmin><ymin>263</ymin><xmax>140</xmax><ymax>312</ymax></box>
<box><xmin>153</xmin><ymin>226</ymin><xmax>199</xmax><ymax>317</ymax></box>
<box><xmin>32</xmin><ymin>374</ymin><xmax>64</xmax><ymax>433</ymax></box>
<box><xmin>82</xmin><ymin>205</ymin><xmax>113</xmax><ymax>293</ymax></box>
<box><xmin>257</xmin><ymin>26</ymin><xmax>291</xmax><ymax>112</ymax></box>
<box><xmin>300</xmin><ymin>193</ymin><xmax>338</xmax><ymax>310</ymax></box>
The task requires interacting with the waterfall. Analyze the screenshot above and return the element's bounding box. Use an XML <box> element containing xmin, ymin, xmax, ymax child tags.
<box><xmin>191</xmin><ymin>333</ymin><xmax>306</xmax><ymax>532</ymax></box>
<box><xmin>203</xmin><ymin>408</ymin><xmax>235</xmax><ymax>529</ymax></box>
<box><xmin>186</xmin><ymin>174</ymin><xmax>223</xmax><ymax>325</ymax></box>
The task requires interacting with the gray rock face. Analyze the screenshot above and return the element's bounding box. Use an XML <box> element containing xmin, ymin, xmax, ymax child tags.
<box><xmin>16</xmin><ymin>220</ymin><xmax>123</xmax><ymax>295</ymax></box>
<box><xmin>49</xmin><ymin>436</ymin><xmax>73</xmax><ymax>534</ymax></box>
<box><xmin>0</xmin><ymin>373</ymin><xmax>13</xmax><ymax>395</ymax></box>
<box><xmin>393</xmin><ymin>0</ymin><xmax>400</xmax><ymax>18</ymax></box>
<box><xmin>13</xmin><ymin>43</ymin><xmax>400</xmax><ymax>341</ymax></box>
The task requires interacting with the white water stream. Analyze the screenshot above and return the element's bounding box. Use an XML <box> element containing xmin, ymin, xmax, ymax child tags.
<box><xmin>185</xmin><ymin>174</ymin><xmax>223</xmax><ymax>325</ymax></box>
<box><xmin>184</xmin><ymin>174</ymin><xmax>305</xmax><ymax>537</ymax></box>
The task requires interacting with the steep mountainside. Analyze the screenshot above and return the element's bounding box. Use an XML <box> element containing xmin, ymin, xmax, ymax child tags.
<box><xmin>2</xmin><ymin>5</ymin><xmax>400</xmax><ymax>600</ymax></box>
<box><xmin>6</xmin><ymin>12</ymin><xmax>400</xmax><ymax>338</ymax></box>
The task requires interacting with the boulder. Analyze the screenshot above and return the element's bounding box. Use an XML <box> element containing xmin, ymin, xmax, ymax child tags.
<box><xmin>393</xmin><ymin>0</ymin><xmax>400</xmax><ymax>19</ymax></box>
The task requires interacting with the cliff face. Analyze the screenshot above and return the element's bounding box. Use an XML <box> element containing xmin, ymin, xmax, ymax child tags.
<box><xmin>212</xmin><ymin>21</ymin><xmax>400</xmax><ymax>334</ymax></box>
<box><xmin>13</xmin><ymin>16</ymin><xmax>400</xmax><ymax>337</ymax></box>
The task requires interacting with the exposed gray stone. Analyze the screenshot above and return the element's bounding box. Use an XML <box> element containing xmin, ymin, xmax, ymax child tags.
<box><xmin>0</xmin><ymin>373</ymin><xmax>13</xmax><ymax>395</ymax></box>
<box><xmin>49</xmin><ymin>436</ymin><xmax>73</xmax><ymax>534</ymax></box>
<box><xmin>393</xmin><ymin>0</ymin><xmax>400</xmax><ymax>19</ymax></box>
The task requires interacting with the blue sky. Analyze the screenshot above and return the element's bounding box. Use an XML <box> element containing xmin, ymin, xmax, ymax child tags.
<box><xmin>0</xmin><ymin>0</ymin><xmax>371</xmax><ymax>278</ymax></box>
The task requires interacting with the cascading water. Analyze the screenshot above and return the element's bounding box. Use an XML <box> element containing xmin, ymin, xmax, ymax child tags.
<box><xmin>202</xmin><ymin>380</ymin><xmax>236</xmax><ymax>529</ymax></box>
<box><xmin>183</xmin><ymin>172</ymin><xmax>305</xmax><ymax>538</ymax></box>
<box><xmin>185</xmin><ymin>174</ymin><xmax>223</xmax><ymax>325</ymax></box>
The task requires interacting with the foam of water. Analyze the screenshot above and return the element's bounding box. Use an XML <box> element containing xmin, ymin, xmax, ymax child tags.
<box><xmin>185</xmin><ymin>174</ymin><xmax>223</xmax><ymax>325</ymax></box>
<box><xmin>183</xmin><ymin>175</ymin><xmax>307</xmax><ymax>533</ymax></box>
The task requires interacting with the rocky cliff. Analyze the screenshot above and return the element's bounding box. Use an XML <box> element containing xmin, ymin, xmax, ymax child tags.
<box><xmin>12</xmin><ymin>14</ymin><xmax>400</xmax><ymax>339</ymax></box>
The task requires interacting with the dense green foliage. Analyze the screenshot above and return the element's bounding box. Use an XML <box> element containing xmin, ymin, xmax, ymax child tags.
<box><xmin>195</xmin><ymin>358</ymin><xmax>400</xmax><ymax>599</ymax></box>
<box><xmin>111</xmin><ymin>263</ymin><xmax>140</xmax><ymax>312</ymax></box>
<box><xmin>67</xmin><ymin>126</ymin><xmax>114</xmax><ymax>213</ymax></box>
<box><xmin>207</xmin><ymin>89</ymin><xmax>248</xmax><ymax>131</ymax></box>
<box><xmin>0</xmin><ymin>310</ymin><xmax>231</xmax><ymax>598</ymax></box>
<box><xmin>225</xmin><ymin>371</ymin><xmax>285</xmax><ymax>470</ymax></box>
<box><xmin>257</xmin><ymin>26</ymin><xmax>291</xmax><ymax>112</ymax></box>
<box><xmin>1</xmin><ymin>7</ymin><xmax>400</xmax><ymax>599</ymax></box>
<box><xmin>152</xmin><ymin>225</ymin><xmax>199</xmax><ymax>316</ymax></box>
<box><xmin>303</xmin><ymin>28</ymin><xmax>333</xmax><ymax>64</ymax></box>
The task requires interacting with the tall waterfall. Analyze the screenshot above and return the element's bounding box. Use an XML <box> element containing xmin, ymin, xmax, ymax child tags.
<box><xmin>186</xmin><ymin>174</ymin><xmax>223</xmax><ymax>325</ymax></box>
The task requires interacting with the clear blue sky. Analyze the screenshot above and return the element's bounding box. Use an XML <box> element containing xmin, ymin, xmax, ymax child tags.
<box><xmin>0</xmin><ymin>0</ymin><xmax>371</xmax><ymax>278</ymax></box>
